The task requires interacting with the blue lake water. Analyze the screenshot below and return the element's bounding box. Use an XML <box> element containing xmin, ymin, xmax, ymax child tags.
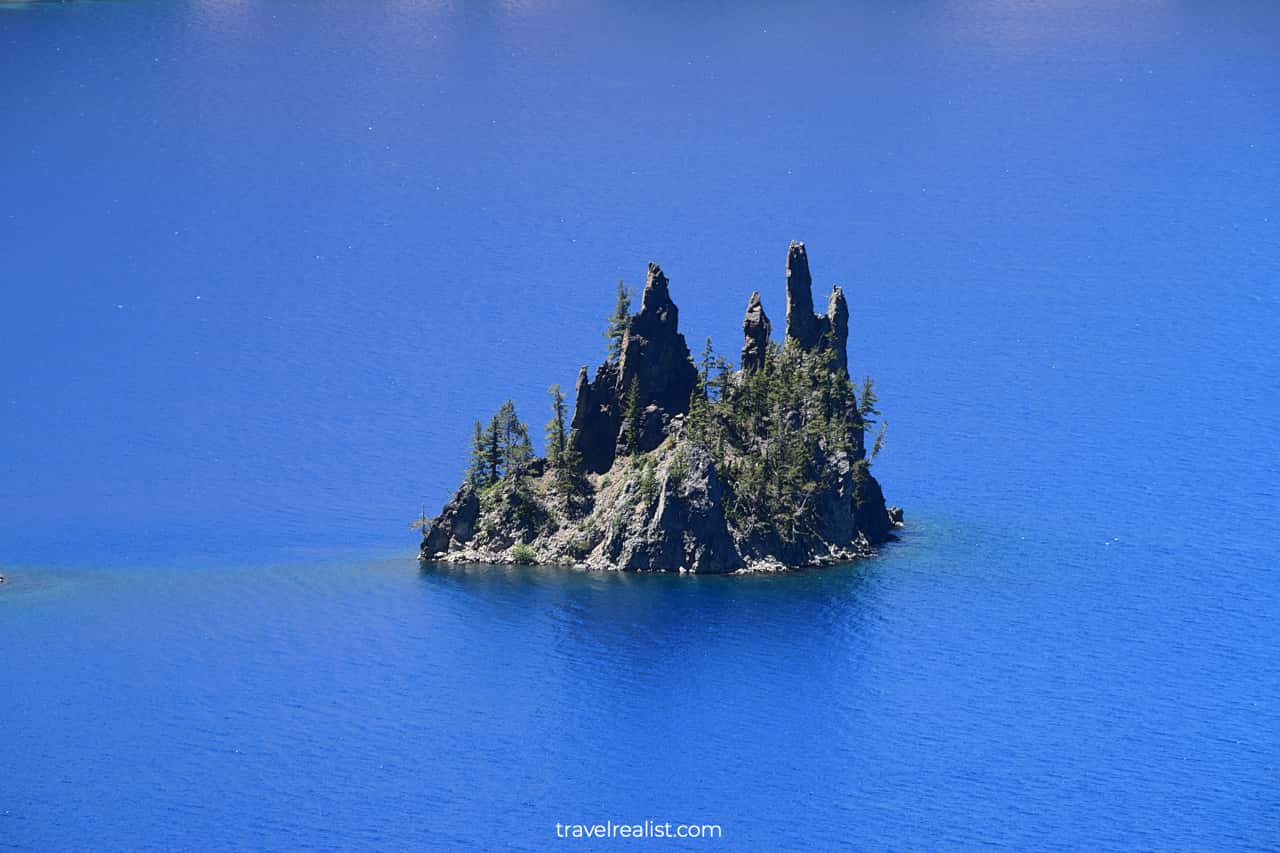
<box><xmin>2</xmin><ymin>1</ymin><xmax>1279</xmax><ymax>849</ymax></box>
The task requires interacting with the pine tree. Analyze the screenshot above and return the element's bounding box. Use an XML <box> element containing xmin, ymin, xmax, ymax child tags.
<box><xmin>509</xmin><ymin>422</ymin><xmax>533</xmax><ymax>469</ymax></box>
<box><xmin>496</xmin><ymin>400</ymin><xmax>532</xmax><ymax>472</ymax></box>
<box><xmin>686</xmin><ymin>382</ymin><xmax>710</xmax><ymax>444</ymax></box>
<box><xmin>554</xmin><ymin>445</ymin><xmax>584</xmax><ymax>496</ymax></box>
<box><xmin>465</xmin><ymin>420</ymin><xmax>488</xmax><ymax>487</ymax></box>
<box><xmin>620</xmin><ymin>376</ymin><xmax>642</xmax><ymax>454</ymax></box>
<box><xmin>545</xmin><ymin>384</ymin><xmax>567</xmax><ymax>468</ymax></box>
<box><xmin>699</xmin><ymin>337</ymin><xmax>714</xmax><ymax>388</ymax></box>
<box><xmin>858</xmin><ymin>377</ymin><xmax>880</xmax><ymax>424</ymax></box>
<box><xmin>710</xmin><ymin>354</ymin><xmax>733</xmax><ymax>402</ymax></box>
<box><xmin>696</xmin><ymin>337</ymin><xmax>734</xmax><ymax>403</ymax></box>
<box><xmin>870</xmin><ymin>420</ymin><xmax>887</xmax><ymax>462</ymax></box>
<box><xmin>603</xmin><ymin>280</ymin><xmax>632</xmax><ymax>361</ymax></box>
<box><xmin>484</xmin><ymin>413</ymin><xmax>503</xmax><ymax>484</ymax></box>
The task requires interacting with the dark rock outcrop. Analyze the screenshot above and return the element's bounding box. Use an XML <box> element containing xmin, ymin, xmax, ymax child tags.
<box><xmin>637</xmin><ymin>404</ymin><xmax>666</xmax><ymax>454</ymax></box>
<box><xmin>421</xmin><ymin>484</ymin><xmax>480</xmax><ymax>557</ymax></box>
<box><xmin>852</xmin><ymin>463</ymin><xmax>893</xmax><ymax>544</ymax></box>
<box><xmin>741</xmin><ymin>291</ymin><xmax>771</xmax><ymax>372</ymax></box>
<box><xmin>568</xmin><ymin>363</ymin><xmax>622</xmax><ymax>474</ymax></box>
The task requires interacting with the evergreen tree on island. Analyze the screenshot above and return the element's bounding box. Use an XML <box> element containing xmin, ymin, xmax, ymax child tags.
<box><xmin>466</xmin><ymin>420</ymin><xmax>488</xmax><ymax>487</ymax></box>
<box><xmin>603</xmin><ymin>280</ymin><xmax>631</xmax><ymax>361</ymax></box>
<box><xmin>545</xmin><ymin>384</ymin><xmax>568</xmax><ymax>469</ymax></box>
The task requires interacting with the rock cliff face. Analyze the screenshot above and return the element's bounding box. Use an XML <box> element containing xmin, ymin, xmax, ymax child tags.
<box><xmin>421</xmin><ymin>241</ymin><xmax>901</xmax><ymax>573</ymax></box>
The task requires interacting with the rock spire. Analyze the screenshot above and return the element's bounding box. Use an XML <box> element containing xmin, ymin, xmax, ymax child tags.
<box><xmin>783</xmin><ymin>240</ymin><xmax>850</xmax><ymax>372</ymax></box>
<box><xmin>784</xmin><ymin>241</ymin><xmax>821</xmax><ymax>348</ymax></box>
<box><xmin>741</xmin><ymin>291</ymin><xmax>771</xmax><ymax>373</ymax></box>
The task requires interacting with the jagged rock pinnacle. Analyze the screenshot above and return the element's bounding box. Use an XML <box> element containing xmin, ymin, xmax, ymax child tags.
<box><xmin>741</xmin><ymin>291</ymin><xmax>771</xmax><ymax>373</ymax></box>
<box><xmin>619</xmin><ymin>262</ymin><xmax>697</xmax><ymax>426</ymax></box>
<box><xmin>630</xmin><ymin>262</ymin><xmax>679</xmax><ymax>341</ymax></box>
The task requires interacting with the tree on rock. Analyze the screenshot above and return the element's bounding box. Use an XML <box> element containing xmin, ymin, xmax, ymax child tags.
<box><xmin>466</xmin><ymin>420</ymin><xmax>489</xmax><ymax>487</ymax></box>
<box><xmin>620</xmin><ymin>377</ymin><xmax>642</xmax><ymax>455</ymax></box>
<box><xmin>858</xmin><ymin>377</ymin><xmax>879</xmax><ymax>424</ymax></box>
<box><xmin>484</xmin><ymin>413</ymin><xmax>503</xmax><ymax>484</ymax></box>
<box><xmin>603</xmin><ymin>279</ymin><xmax>632</xmax><ymax>361</ymax></box>
<box><xmin>496</xmin><ymin>400</ymin><xmax>533</xmax><ymax>472</ymax></box>
<box><xmin>698</xmin><ymin>336</ymin><xmax>733</xmax><ymax>402</ymax></box>
<box><xmin>545</xmin><ymin>384</ymin><xmax>567</xmax><ymax>468</ymax></box>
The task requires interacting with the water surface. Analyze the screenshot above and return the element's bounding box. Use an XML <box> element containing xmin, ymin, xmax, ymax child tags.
<box><xmin>3</xmin><ymin>1</ymin><xmax>1278</xmax><ymax>849</ymax></box>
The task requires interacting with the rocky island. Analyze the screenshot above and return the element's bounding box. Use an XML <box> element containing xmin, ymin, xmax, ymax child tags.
<box><xmin>420</xmin><ymin>241</ymin><xmax>903</xmax><ymax>573</ymax></box>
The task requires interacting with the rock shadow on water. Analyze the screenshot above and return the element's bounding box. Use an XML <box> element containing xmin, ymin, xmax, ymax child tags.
<box><xmin>417</xmin><ymin>550</ymin><xmax>891</xmax><ymax>651</ymax></box>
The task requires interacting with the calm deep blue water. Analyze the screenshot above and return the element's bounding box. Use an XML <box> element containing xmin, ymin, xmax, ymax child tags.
<box><xmin>3</xmin><ymin>1</ymin><xmax>1279</xmax><ymax>849</ymax></box>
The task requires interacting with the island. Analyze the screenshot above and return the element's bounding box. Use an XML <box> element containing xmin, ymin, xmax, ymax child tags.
<box><xmin>419</xmin><ymin>241</ymin><xmax>903</xmax><ymax>573</ymax></box>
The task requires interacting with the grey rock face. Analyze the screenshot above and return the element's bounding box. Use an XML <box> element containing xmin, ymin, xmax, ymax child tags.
<box><xmin>740</xmin><ymin>291</ymin><xmax>771</xmax><ymax>373</ymax></box>
<box><xmin>816</xmin><ymin>450</ymin><xmax>860</xmax><ymax>545</ymax></box>
<box><xmin>601</xmin><ymin>445</ymin><xmax>741</xmax><ymax>574</ymax></box>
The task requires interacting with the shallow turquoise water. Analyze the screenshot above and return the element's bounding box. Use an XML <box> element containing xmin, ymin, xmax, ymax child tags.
<box><xmin>3</xmin><ymin>0</ymin><xmax>1279</xmax><ymax>849</ymax></box>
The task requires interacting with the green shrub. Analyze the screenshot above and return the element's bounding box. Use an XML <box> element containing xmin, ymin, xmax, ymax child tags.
<box><xmin>510</xmin><ymin>544</ymin><xmax>536</xmax><ymax>565</ymax></box>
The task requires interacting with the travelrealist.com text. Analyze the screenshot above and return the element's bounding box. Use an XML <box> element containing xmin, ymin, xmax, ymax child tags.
<box><xmin>555</xmin><ymin>820</ymin><xmax>723</xmax><ymax>840</ymax></box>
